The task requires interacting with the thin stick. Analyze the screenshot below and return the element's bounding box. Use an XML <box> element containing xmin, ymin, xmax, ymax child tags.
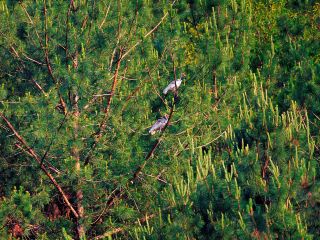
<box><xmin>31</xmin><ymin>79</ymin><xmax>47</xmax><ymax>95</ymax></box>
<box><xmin>120</xmin><ymin>0</ymin><xmax>177</xmax><ymax>61</ymax></box>
<box><xmin>120</xmin><ymin>11</ymin><xmax>169</xmax><ymax>61</ymax></box>
<box><xmin>99</xmin><ymin>1</ymin><xmax>111</xmax><ymax>29</ymax></box>
<box><xmin>22</xmin><ymin>53</ymin><xmax>44</xmax><ymax>65</ymax></box>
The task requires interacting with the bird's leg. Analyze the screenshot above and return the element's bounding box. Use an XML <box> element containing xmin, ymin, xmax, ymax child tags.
<box><xmin>173</xmin><ymin>91</ymin><xmax>180</xmax><ymax>103</ymax></box>
<box><xmin>173</xmin><ymin>89</ymin><xmax>178</xmax><ymax>97</ymax></box>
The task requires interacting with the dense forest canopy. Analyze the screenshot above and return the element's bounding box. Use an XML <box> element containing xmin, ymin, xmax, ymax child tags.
<box><xmin>0</xmin><ymin>0</ymin><xmax>319</xmax><ymax>239</ymax></box>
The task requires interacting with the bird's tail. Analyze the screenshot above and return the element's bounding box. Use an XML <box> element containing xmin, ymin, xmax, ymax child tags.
<box><xmin>149</xmin><ymin>129</ymin><xmax>156</xmax><ymax>135</ymax></box>
<box><xmin>163</xmin><ymin>86</ymin><xmax>170</xmax><ymax>94</ymax></box>
<box><xmin>149</xmin><ymin>125</ymin><xmax>156</xmax><ymax>135</ymax></box>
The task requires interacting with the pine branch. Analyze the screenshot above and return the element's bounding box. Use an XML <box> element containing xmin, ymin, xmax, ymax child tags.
<box><xmin>14</xmin><ymin>143</ymin><xmax>61</xmax><ymax>175</ymax></box>
<box><xmin>0</xmin><ymin>112</ymin><xmax>79</xmax><ymax>219</ymax></box>
<box><xmin>120</xmin><ymin>0</ymin><xmax>177</xmax><ymax>61</ymax></box>
<box><xmin>143</xmin><ymin>170</ymin><xmax>168</xmax><ymax>185</ymax></box>
<box><xmin>120</xmin><ymin>13</ymin><xmax>167</xmax><ymax>61</ymax></box>
<box><xmin>84</xmin><ymin>48</ymin><xmax>123</xmax><ymax>166</ymax></box>
<box><xmin>31</xmin><ymin>79</ymin><xmax>47</xmax><ymax>95</ymax></box>
<box><xmin>43</xmin><ymin>0</ymin><xmax>55</xmax><ymax>84</ymax></box>
<box><xmin>93</xmin><ymin>212</ymin><xmax>156</xmax><ymax>240</ymax></box>
<box><xmin>148</xmin><ymin>67</ymin><xmax>166</xmax><ymax>105</ymax></box>
<box><xmin>107</xmin><ymin>104</ymin><xmax>174</xmax><ymax>209</ymax></box>
<box><xmin>121</xmin><ymin>44</ymin><xmax>169</xmax><ymax>112</ymax></box>
<box><xmin>21</xmin><ymin>1</ymin><xmax>56</xmax><ymax>83</ymax></box>
<box><xmin>65</xmin><ymin>0</ymin><xmax>74</xmax><ymax>66</ymax></box>
<box><xmin>20</xmin><ymin>1</ymin><xmax>68</xmax><ymax>116</ymax></box>
<box><xmin>8</xmin><ymin>46</ymin><xmax>47</xmax><ymax>95</ymax></box>
<box><xmin>22</xmin><ymin>53</ymin><xmax>45</xmax><ymax>66</ymax></box>
<box><xmin>96</xmin><ymin>64</ymin><xmax>211</xmax><ymax>222</ymax></box>
<box><xmin>89</xmin><ymin>104</ymin><xmax>175</xmax><ymax>228</ymax></box>
<box><xmin>99</xmin><ymin>1</ymin><xmax>111</xmax><ymax>30</ymax></box>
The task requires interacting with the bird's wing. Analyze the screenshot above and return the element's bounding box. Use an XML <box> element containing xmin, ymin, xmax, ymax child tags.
<box><xmin>159</xmin><ymin>117</ymin><xmax>168</xmax><ymax>124</ymax></box>
<box><xmin>149</xmin><ymin>120</ymin><xmax>162</xmax><ymax>133</ymax></box>
<box><xmin>169</xmin><ymin>80</ymin><xmax>179</xmax><ymax>87</ymax></box>
<box><xmin>149</xmin><ymin>118</ymin><xmax>167</xmax><ymax>133</ymax></box>
<box><xmin>156</xmin><ymin>118</ymin><xmax>167</xmax><ymax>128</ymax></box>
<box><xmin>175</xmin><ymin>79</ymin><xmax>182</xmax><ymax>88</ymax></box>
<box><xmin>163</xmin><ymin>82</ymin><xmax>175</xmax><ymax>94</ymax></box>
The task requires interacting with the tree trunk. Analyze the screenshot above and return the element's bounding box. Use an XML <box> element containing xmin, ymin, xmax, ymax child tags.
<box><xmin>71</xmin><ymin>90</ymin><xmax>85</xmax><ymax>239</ymax></box>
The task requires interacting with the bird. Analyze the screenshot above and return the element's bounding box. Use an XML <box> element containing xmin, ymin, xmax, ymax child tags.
<box><xmin>163</xmin><ymin>73</ymin><xmax>186</xmax><ymax>95</ymax></box>
<box><xmin>149</xmin><ymin>114</ymin><xmax>169</xmax><ymax>135</ymax></box>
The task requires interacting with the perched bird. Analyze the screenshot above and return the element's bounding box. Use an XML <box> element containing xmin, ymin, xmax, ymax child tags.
<box><xmin>149</xmin><ymin>114</ymin><xmax>169</xmax><ymax>135</ymax></box>
<box><xmin>163</xmin><ymin>73</ymin><xmax>186</xmax><ymax>95</ymax></box>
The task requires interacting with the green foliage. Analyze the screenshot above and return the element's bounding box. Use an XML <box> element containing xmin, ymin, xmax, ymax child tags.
<box><xmin>0</xmin><ymin>0</ymin><xmax>319</xmax><ymax>239</ymax></box>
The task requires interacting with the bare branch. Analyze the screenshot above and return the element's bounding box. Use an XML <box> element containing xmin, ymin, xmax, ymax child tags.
<box><xmin>31</xmin><ymin>79</ymin><xmax>47</xmax><ymax>95</ymax></box>
<box><xmin>99</xmin><ymin>1</ymin><xmax>111</xmax><ymax>30</ymax></box>
<box><xmin>22</xmin><ymin>53</ymin><xmax>44</xmax><ymax>66</ymax></box>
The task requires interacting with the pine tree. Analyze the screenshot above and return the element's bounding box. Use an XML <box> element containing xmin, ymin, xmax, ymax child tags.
<box><xmin>0</xmin><ymin>0</ymin><xmax>319</xmax><ymax>239</ymax></box>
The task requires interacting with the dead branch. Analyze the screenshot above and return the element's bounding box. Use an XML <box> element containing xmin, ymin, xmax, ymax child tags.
<box><xmin>22</xmin><ymin>53</ymin><xmax>44</xmax><ymax>66</ymax></box>
<box><xmin>99</xmin><ymin>1</ymin><xmax>111</xmax><ymax>30</ymax></box>
<box><xmin>31</xmin><ymin>79</ymin><xmax>47</xmax><ymax>95</ymax></box>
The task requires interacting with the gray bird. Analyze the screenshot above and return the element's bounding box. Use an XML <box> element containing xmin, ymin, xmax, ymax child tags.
<box><xmin>163</xmin><ymin>73</ymin><xmax>186</xmax><ymax>95</ymax></box>
<box><xmin>149</xmin><ymin>114</ymin><xmax>169</xmax><ymax>135</ymax></box>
